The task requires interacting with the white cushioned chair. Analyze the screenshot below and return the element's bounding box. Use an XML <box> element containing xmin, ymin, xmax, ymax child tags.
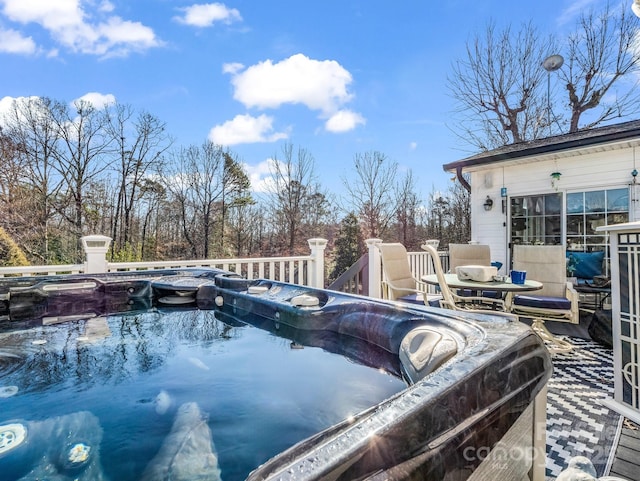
<box><xmin>378</xmin><ymin>243</ymin><xmax>427</xmax><ymax>305</ymax></box>
<box><xmin>448</xmin><ymin>243</ymin><xmax>505</xmax><ymax>310</ymax></box>
<box><xmin>448</xmin><ymin>243</ymin><xmax>491</xmax><ymax>270</ymax></box>
<box><xmin>421</xmin><ymin>244</ymin><xmax>517</xmax><ymax>320</ymax></box>
<box><xmin>508</xmin><ymin>245</ymin><xmax>579</xmax><ymax>353</ymax></box>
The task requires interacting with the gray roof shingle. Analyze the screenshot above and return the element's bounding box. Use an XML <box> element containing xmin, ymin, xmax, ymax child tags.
<box><xmin>443</xmin><ymin>119</ymin><xmax>640</xmax><ymax>172</ymax></box>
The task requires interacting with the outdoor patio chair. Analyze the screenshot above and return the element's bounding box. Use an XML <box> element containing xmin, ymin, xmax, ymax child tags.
<box><xmin>421</xmin><ymin>244</ymin><xmax>517</xmax><ymax>320</ymax></box>
<box><xmin>378</xmin><ymin>243</ymin><xmax>428</xmax><ymax>305</ymax></box>
<box><xmin>448</xmin><ymin>243</ymin><xmax>505</xmax><ymax>310</ymax></box>
<box><xmin>448</xmin><ymin>243</ymin><xmax>492</xmax><ymax>270</ymax></box>
<box><xmin>508</xmin><ymin>245</ymin><xmax>579</xmax><ymax>354</ymax></box>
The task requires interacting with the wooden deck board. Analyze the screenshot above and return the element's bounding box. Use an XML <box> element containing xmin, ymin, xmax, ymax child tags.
<box><xmin>618</xmin><ymin>433</ymin><xmax>640</xmax><ymax>452</ymax></box>
<box><xmin>609</xmin><ymin>421</ymin><xmax>640</xmax><ymax>480</ymax></box>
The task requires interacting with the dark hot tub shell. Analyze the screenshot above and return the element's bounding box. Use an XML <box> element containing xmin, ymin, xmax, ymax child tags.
<box><xmin>0</xmin><ymin>269</ymin><xmax>552</xmax><ymax>480</ymax></box>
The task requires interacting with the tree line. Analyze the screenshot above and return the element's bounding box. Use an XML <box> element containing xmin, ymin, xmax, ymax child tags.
<box><xmin>4</xmin><ymin>2</ymin><xmax>633</xmax><ymax>280</ymax></box>
<box><xmin>0</xmin><ymin>97</ymin><xmax>469</xmax><ymax>282</ymax></box>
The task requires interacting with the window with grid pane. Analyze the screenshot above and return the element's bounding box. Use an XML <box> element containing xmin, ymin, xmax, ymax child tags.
<box><xmin>566</xmin><ymin>187</ymin><xmax>629</xmax><ymax>277</ymax></box>
<box><xmin>566</xmin><ymin>188</ymin><xmax>628</xmax><ymax>251</ymax></box>
<box><xmin>510</xmin><ymin>193</ymin><xmax>562</xmax><ymax>247</ymax></box>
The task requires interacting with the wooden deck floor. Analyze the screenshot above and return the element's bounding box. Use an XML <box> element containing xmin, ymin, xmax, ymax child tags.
<box><xmin>609</xmin><ymin>419</ymin><xmax>640</xmax><ymax>480</ymax></box>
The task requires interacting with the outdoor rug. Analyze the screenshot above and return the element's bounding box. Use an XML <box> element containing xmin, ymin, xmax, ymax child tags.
<box><xmin>545</xmin><ymin>336</ymin><xmax>623</xmax><ymax>479</ymax></box>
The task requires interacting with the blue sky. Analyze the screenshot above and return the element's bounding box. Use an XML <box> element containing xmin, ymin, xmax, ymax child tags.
<box><xmin>0</xmin><ymin>0</ymin><xmax>620</xmax><ymax>197</ymax></box>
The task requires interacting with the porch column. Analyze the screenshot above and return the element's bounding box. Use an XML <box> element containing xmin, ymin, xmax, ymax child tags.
<box><xmin>81</xmin><ymin>235</ymin><xmax>112</xmax><ymax>273</ymax></box>
<box><xmin>308</xmin><ymin>238</ymin><xmax>328</xmax><ymax>288</ymax></box>
<box><xmin>366</xmin><ymin>238</ymin><xmax>383</xmax><ymax>299</ymax></box>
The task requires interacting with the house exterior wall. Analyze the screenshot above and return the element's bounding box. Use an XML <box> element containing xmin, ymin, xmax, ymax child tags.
<box><xmin>467</xmin><ymin>143</ymin><xmax>639</xmax><ymax>272</ymax></box>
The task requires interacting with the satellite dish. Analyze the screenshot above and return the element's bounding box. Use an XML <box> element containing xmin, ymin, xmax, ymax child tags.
<box><xmin>542</xmin><ymin>54</ymin><xmax>564</xmax><ymax>72</ymax></box>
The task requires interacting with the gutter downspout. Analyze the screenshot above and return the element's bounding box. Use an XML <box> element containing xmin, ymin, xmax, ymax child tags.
<box><xmin>456</xmin><ymin>166</ymin><xmax>471</xmax><ymax>192</ymax></box>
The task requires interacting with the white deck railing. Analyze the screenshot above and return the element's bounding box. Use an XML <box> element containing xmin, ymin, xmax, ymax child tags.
<box><xmin>108</xmin><ymin>256</ymin><xmax>310</xmax><ymax>284</ymax></box>
<box><xmin>0</xmin><ymin>236</ymin><xmax>329</xmax><ymax>289</ymax></box>
<box><xmin>0</xmin><ymin>235</ymin><xmax>445</xmax><ymax>298</ymax></box>
<box><xmin>0</xmin><ymin>264</ymin><xmax>85</xmax><ymax>277</ymax></box>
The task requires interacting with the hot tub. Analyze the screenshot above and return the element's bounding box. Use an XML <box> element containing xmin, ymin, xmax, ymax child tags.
<box><xmin>0</xmin><ymin>269</ymin><xmax>552</xmax><ymax>480</ymax></box>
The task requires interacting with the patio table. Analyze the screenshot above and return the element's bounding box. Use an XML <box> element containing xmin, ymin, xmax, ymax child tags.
<box><xmin>421</xmin><ymin>273</ymin><xmax>543</xmax><ymax>294</ymax></box>
<box><xmin>422</xmin><ymin>273</ymin><xmax>574</xmax><ymax>353</ymax></box>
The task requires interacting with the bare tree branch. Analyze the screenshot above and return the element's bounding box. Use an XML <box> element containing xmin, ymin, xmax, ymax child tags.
<box><xmin>560</xmin><ymin>2</ymin><xmax>640</xmax><ymax>131</ymax></box>
<box><xmin>448</xmin><ymin>22</ymin><xmax>554</xmax><ymax>150</ymax></box>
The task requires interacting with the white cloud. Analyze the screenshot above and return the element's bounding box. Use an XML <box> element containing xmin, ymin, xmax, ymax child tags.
<box><xmin>243</xmin><ymin>158</ymin><xmax>279</xmax><ymax>193</ymax></box>
<box><xmin>0</xmin><ymin>27</ymin><xmax>36</xmax><ymax>54</ymax></box>
<box><xmin>409</xmin><ymin>141</ymin><xmax>417</xmax><ymax>151</ymax></box>
<box><xmin>174</xmin><ymin>3</ymin><xmax>242</xmax><ymax>27</ymax></box>
<box><xmin>1</xmin><ymin>0</ymin><xmax>84</xmax><ymax>30</ymax></box>
<box><xmin>0</xmin><ymin>95</ymin><xmax>45</xmax><ymax>126</ymax></box>
<box><xmin>228</xmin><ymin>53</ymin><xmax>354</xmax><ymax>114</ymax></box>
<box><xmin>73</xmin><ymin>92</ymin><xmax>116</xmax><ymax>110</ymax></box>
<box><xmin>325</xmin><ymin>110</ymin><xmax>365</xmax><ymax>133</ymax></box>
<box><xmin>556</xmin><ymin>0</ymin><xmax>598</xmax><ymax>27</ymax></box>
<box><xmin>0</xmin><ymin>0</ymin><xmax>162</xmax><ymax>57</ymax></box>
<box><xmin>225</xmin><ymin>53</ymin><xmax>365</xmax><ymax>133</ymax></box>
<box><xmin>208</xmin><ymin>113</ymin><xmax>289</xmax><ymax>145</ymax></box>
<box><xmin>222</xmin><ymin>62</ymin><xmax>244</xmax><ymax>74</ymax></box>
<box><xmin>0</xmin><ymin>95</ymin><xmax>20</xmax><ymax>118</ymax></box>
<box><xmin>99</xmin><ymin>1</ymin><xmax>115</xmax><ymax>13</ymax></box>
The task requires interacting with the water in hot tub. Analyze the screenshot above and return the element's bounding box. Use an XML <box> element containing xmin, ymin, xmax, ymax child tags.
<box><xmin>0</xmin><ymin>309</ymin><xmax>407</xmax><ymax>481</ymax></box>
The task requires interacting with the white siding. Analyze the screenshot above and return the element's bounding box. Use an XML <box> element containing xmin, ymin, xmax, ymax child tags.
<box><xmin>468</xmin><ymin>143</ymin><xmax>638</xmax><ymax>270</ymax></box>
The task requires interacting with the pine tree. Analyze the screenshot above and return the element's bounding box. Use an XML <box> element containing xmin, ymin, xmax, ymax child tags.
<box><xmin>329</xmin><ymin>213</ymin><xmax>364</xmax><ymax>283</ymax></box>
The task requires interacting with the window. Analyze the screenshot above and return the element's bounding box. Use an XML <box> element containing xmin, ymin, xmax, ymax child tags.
<box><xmin>508</xmin><ymin>188</ymin><xmax>629</xmax><ymax>276</ymax></box>
<box><xmin>566</xmin><ymin>188</ymin><xmax>629</xmax><ymax>252</ymax></box>
<box><xmin>567</xmin><ymin>187</ymin><xmax>629</xmax><ymax>277</ymax></box>
<box><xmin>510</xmin><ymin>193</ymin><xmax>563</xmax><ymax>247</ymax></box>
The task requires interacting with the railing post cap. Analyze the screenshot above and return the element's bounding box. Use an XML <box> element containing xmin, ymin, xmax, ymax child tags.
<box><xmin>81</xmin><ymin>235</ymin><xmax>112</xmax><ymax>251</ymax></box>
<box><xmin>308</xmin><ymin>238</ymin><xmax>328</xmax><ymax>247</ymax></box>
<box><xmin>365</xmin><ymin>238</ymin><xmax>383</xmax><ymax>247</ymax></box>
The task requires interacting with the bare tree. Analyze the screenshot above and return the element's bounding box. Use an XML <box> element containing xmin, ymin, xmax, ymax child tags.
<box><xmin>50</xmin><ymin>99</ymin><xmax>113</xmax><ymax>251</ymax></box>
<box><xmin>342</xmin><ymin>151</ymin><xmax>397</xmax><ymax>239</ymax></box>
<box><xmin>219</xmin><ymin>152</ymin><xmax>252</xmax><ymax>254</ymax></box>
<box><xmin>267</xmin><ymin>143</ymin><xmax>321</xmax><ymax>255</ymax></box>
<box><xmin>138</xmin><ymin>178</ymin><xmax>167</xmax><ymax>260</ymax></box>
<box><xmin>448</xmin><ymin>3</ymin><xmax>640</xmax><ymax>151</ymax></box>
<box><xmin>561</xmin><ymin>2</ymin><xmax>640</xmax><ymax>132</ymax></box>
<box><xmin>393</xmin><ymin>171</ymin><xmax>421</xmax><ymax>248</ymax></box>
<box><xmin>104</xmin><ymin>104</ymin><xmax>172</xmax><ymax>258</ymax></box>
<box><xmin>445</xmin><ymin>180</ymin><xmax>471</xmax><ymax>243</ymax></box>
<box><xmin>163</xmin><ymin>142</ymin><xmax>228</xmax><ymax>259</ymax></box>
<box><xmin>226</xmin><ymin>200</ymin><xmax>261</xmax><ymax>257</ymax></box>
<box><xmin>421</xmin><ymin>180</ymin><xmax>471</xmax><ymax>246</ymax></box>
<box><xmin>2</xmin><ymin>97</ymin><xmax>64</xmax><ymax>262</ymax></box>
<box><xmin>0</xmin><ymin>129</ymin><xmax>29</xmax><ymax>249</ymax></box>
<box><xmin>449</xmin><ymin>22</ymin><xmax>553</xmax><ymax>150</ymax></box>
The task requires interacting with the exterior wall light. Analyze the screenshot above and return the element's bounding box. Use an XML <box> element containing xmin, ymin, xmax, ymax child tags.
<box><xmin>550</xmin><ymin>171</ymin><xmax>562</xmax><ymax>190</ymax></box>
<box><xmin>483</xmin><ymin>196</ymin><xmax>494</xmax><ymax>211</ymax></box>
